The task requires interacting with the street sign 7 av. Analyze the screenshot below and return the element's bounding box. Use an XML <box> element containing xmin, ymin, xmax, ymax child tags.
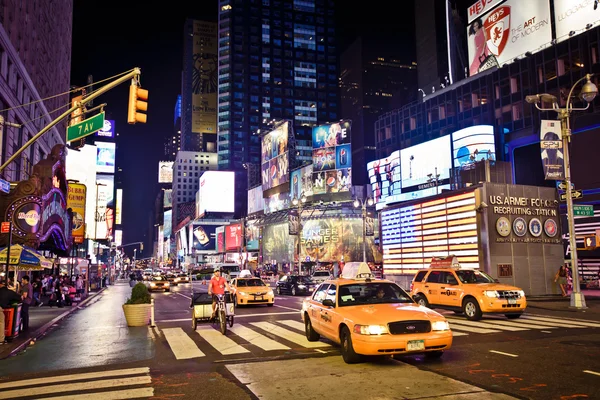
<box><xmin>67</xmin><ymin>112</ymin><xmax>105</xmax><ymax>142</ymax></box>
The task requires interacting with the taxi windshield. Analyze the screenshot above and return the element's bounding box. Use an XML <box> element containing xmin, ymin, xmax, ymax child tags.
<box><xmin>338</xmin><ymin>282</ymin><xmax>414</xmax><ymax>306</ymax></box>
<box><xmin>236</xmin><ymin>278</ymin><xmax>266</xmax><ymax>287</ymax></box>
<box><xmin>153</xmin><ymin>276</ymin><xmax>167</xmax><ymax>281</ymax></box>
<box><xmin>455</xmin><ymin>269</ymin><xmax>495</xmax><ymax>284</ymax></box>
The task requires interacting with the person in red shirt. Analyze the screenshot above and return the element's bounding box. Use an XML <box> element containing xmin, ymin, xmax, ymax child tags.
<box><xmin>207</xmin><ymin>269</ymin><xmax>230</xmax><ymax>320</ymax></box>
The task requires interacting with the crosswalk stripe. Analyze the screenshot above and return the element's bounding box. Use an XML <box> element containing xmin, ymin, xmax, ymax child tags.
<box><xmin>481</xmin><ymin>319</ymin><xmax>556</xmax><ymax>330</ymax></box>
<box><xmin>0</xmin><ymin>376</ymin><xmax>151</xmax><ymax>400</ymax></box>
<box><xmin>0</xmin><ymin>367</ymin><xmax>150</xmax><ymax>389</ymax></box>
<box><xmin>447</xmin><ymin>318</ymin><xmax>526</xmax><ymax>331</ymax></box>
<box><xmin>163</xmin><ymin>327</ymin><xmax>205</xmax><ymax>359</ymax></box>
<box><xmin>42</xmin><ymin>387</ymin><xmax>155</xmax><ymax>400</ymax></box>
<box><xmin>250</xmin><ymin>321</ymin><xmax>331</xmax><ymax>348</ymax></box>
<box><xmin>278</xmin><ymin>319</ymin><xmax>306</xmax><ymax>331</ymax></box>
<box><xmin>523</xmin><ymin>315</ymin><xmax>600</xmax><ymax>328</ymax></box>
<box><xmin>229</xmin><ymin>325</ymin><xmax>291</xmax><ymax>351</ymax></box>
<box><xmin>196</xmin><ymin>326</ymin><xmax>251</xmax><ymax>355</ymax></box>
<box><xmin>451</xmin><ymin>331</ymin><xmax>469</xmax><ymax>336</ymax></box>
<box><xmin>448</xmin><ymin>322</ymin><xmax>502</xmax><ymax>334</ymax></box>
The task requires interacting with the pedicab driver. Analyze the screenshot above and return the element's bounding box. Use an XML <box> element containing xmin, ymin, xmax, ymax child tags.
<box><xmin>207</xmin><ymin>269</ymin><xmax>230</xmax><ymax>320</ymax></box>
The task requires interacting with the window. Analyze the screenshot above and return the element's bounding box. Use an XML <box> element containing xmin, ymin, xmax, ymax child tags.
<box><xmin>425</xmin><ymin>271</ymin><xmax>442</xmax><ymax>283</ymax></box>
<box><xmin>312</xmin><ymin>284</ymin><xmax>329</xmax><ymax>302</ymax></box>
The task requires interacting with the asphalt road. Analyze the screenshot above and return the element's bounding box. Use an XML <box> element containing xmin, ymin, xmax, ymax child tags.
<box><xmin>0</xmin><ymin>280</ymin><xmax>598</xmax><ymax>400</ymax></box>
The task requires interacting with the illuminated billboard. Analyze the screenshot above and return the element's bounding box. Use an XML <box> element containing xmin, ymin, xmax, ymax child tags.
<box><xmin>67</xmin><ymin>183</ymin><xmax>86</xmax><ymax>244</ymax></box>
<box><xmin>554</xmin><ymin>0</ymin><xmax>600</xmax><ymax>43</ymax></box>
<box><xmin>367</xmin><ymin>150</ymin><xmax>400</xmax><ymax>210</ymax></box>
<box><xmin>192</xmin><ymin>224</ymin><xmax>216</xmax><ymax>252</ymax></box>
<box><xmin>225</xmin><ymin>223</ymin><xmax>242</xmax><ymax>251</ymax></box>
<box><xmin>467</xmin><ymin>0</ymin><xmax>551</xmax><ymax>76</ymax></box>
<box><xmin>247</xmin><ymin>186</ymin><xmax>265</xmax><ymax>215</ymax></box>
<box><xmin>216</xmin><ymin>226</ymin><xmax>225</xmax><ymax>253</ymax></box>
<box><xmin>97</xmin><ymin>174</ymin><xmax>114</xmax><ymax>206</ymax></box>
<box><xmin>197</xmin><ymin>171</ymin><xmax>235</xmax><ymax>217</ymax></box>
<box><xmin>192</xmin><ymin>20</ymin><xmax>217</xmax><ymax>134</ymax></box>
<box><xmin>96</xmin><ymin>119</ymin><xmax>115</xmax><ymax>138</ymax></box>
<box><xmin>163</xmin><ymin>210</ymin><xmax>172</xmax><ymax>238</ymax></box>
<box><xmin>164</xmin><ymin>189</ymin><xmax>173</xmax><ymax>209</ymax></box>
<box><xmin>96</xmin><ymin>142</ymin><xmax>116</xmax><ymax>174</ymax></box>
<box><xmin>158</xmin><ymin>161</ymin><xmax>174</xmax><ymax>183</ymax></box>
<box><xmin>381</xmin><ymin>191</ymin><xmax>479</xmax><ymax>275</ymax></box>
<box><xmin>261</xmin><ymin>121</ymin><xmax>289</xmax><ymax>192</ymax></box>
<box><xmin>115</xmin><ymin>188</ymin><xmax>123</xmax><ymax>225</ymax></box>
<box><xmin>451</xmin><ymin>125</ymin><xmax>496</xmax><ymax>168</ymax></box>
<box><xmin>311</xmin><ymin>121</ymin><xmax>352</xmax><ymax>194</ymax></box>
<box><xmin>262</xmin><ymin>223</ymin><xmax>294</xmax><ymax>264</ymax></box>
<box><xmin>290</xmin><ymin>164</ymin><xmax>314</xmax><ymax>200</ymax></box>
<box><xmin>66</xmin><ymin>145</ymin><xmax>97</xmax><ymax>240</ymax></box>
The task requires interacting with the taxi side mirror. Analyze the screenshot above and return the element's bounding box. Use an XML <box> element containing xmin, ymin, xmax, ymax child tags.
<box><xmin>323</xmin><ymin>299</ymin><xmax>335</xmax><ymax>307</ymax></box>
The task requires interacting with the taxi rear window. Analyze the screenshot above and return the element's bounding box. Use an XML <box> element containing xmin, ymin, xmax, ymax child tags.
<box><xmin>338</xmin><ymin>283</ymin><xmax>413</xmax><ymax>307</ymax></box>
<box><xmin>414</xmin><ymin>271</ymin><xmax>427</xmax><ymax>282</ymax></box>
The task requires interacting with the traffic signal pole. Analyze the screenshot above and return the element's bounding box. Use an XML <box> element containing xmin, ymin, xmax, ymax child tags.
<box><xmin>0</xmin><ymin>67</ymin><xmax>143</xmax><ymax>174</ymax></box>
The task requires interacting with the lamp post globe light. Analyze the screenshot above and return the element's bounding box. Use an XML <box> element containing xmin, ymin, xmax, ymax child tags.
<box><xmin>353</xmin><ymin>196</ymin><xmax>374</xmax><ymax>263</ymax></box>
<box><xmin>291</xmin><ymin>193</ymin><xmax>307</xmax><ymax>274</ymax></box>
<box><xmin>526</xmin><ymin>73</ymin><xmax>598</xmax><ymax>309</ymax></box>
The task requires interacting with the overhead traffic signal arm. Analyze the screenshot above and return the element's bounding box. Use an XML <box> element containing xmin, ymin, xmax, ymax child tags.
<box><xmin>128</xmin><ymin>82</ymin><xmax>148</xmax><ymax>124</ymax></box>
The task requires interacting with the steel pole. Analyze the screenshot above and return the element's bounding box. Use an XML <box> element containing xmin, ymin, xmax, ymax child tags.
<box><xmin>4</xmin><ymin>223</ymin><xmax>12</xmax><ymax>285</ymax></box>
<box><xmin>362</xmin><ymin>205</ymin><xmax>367</xmax><ymax>263</ymax></box>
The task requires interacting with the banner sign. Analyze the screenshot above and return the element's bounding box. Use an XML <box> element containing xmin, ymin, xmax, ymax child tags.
<box><xmin>192</xmin><ymin>21</ymin><xmax>217</xmax><ymax>134</ymax></box>
<box><xmin>540</xmin><ymin>120</ymin><xmax>564</xmax><ymax>180</ymax></box>
<box><xmin>288</xmin><ymin>208</ymin><xmax>300</xmax><ymax>236</ymax></box>
<box><xmin>67</xmin><ymin>183</ymin><xmax>87</xmax><ymax>244</ymax></box>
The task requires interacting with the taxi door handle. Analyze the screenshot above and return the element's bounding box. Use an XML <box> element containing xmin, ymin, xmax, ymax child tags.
<box><xmin>440</xmin><ymin>286</ymin><xmax>445</xmax><ymax>289</ymax></box>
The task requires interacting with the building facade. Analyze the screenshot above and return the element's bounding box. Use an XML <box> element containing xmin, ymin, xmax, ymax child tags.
<box><xmin>217</xmin><ymin>0</ymin><xmax>339</xmax><ymax>216</ymax></box>
<box><xmin>0</xmin><ymin>1</ymin><xmax>72</xmax><ymax>181</ymax></box>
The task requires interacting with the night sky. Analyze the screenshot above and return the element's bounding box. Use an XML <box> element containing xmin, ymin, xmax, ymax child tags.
<box><xmin>69</xmin><ymin>1</ymin><xmax>414</xmax><ymax>257</ymax></box>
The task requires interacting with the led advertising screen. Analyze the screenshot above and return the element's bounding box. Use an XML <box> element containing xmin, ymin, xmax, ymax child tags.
<box><xmin>159</xmin><ymin>161</ymin><xmax>174</xmax><ymax>183</ymax></box>
<box><xmin>290</xmin><ymin>164</ymin><xmax>314</xmax><ymax>200</ymax></box>
<box><xmin>97</xmin><ymin>174</ymin><xmax>114</xmax><ymax>206</ymax></box>
<box><xmin>163</xmin><ymin>210</ymin><xmax>172</xmax><ymax>238</ymax></box>
<box><xmin>451</xmin><ymin>125</ymin><xmax>496</xmax><ymax>168</ymax></box>
<box><xmin>247</xmin><ymin>186</ymin><xmax>265</xmax><ymax>215</ymax></box>
<box><xmin>216</xmin><ymin>226</ymin><xmax>225</xmax><ymax>253</ymax></box>
<box><xmin>246</xmin><ymin>224</ymin><xmax>260</xmax><ymax>251</ymax></box>
<box><xmin>192</xmin><ymin>224</ymin><xmax>216</xmax><ymax>252</ymax></box>
<box><xmin>261</xmin><ymin>121</ymin><xmax>289</xmax><ymax>192</ymax></box>
<box><xmin>66</xmin><ymin>145</ymin><xmax>97</xmax><ymax>241</ymax></box>
<box><xmin>399</xmin><ymin>135</ymin><xmax>451</xmax><ymax>200</ymax></box>
<box><xmin>197</xmin><ymin>171</ymin><xmax>235</xmax><ymax>217</ymax></box>
<box><xmin>311</xmin><ymin>120</ymin><xmax>352</xmax><ymax>194</ymax></box>
<box><xmin>225</xmin><ymin>223</ymin><xmax>242</xmax><ymax>251</ymax></box>
<box><xmin>115</xmin><ymin>188</ymin><xmax>122</xmax><ymax>225</ymax></box>
<box><xmin>96</xmin><ymin>142</ymin><xmax>116</xmax><ymax>174</ymax></box>
<box><xmin>164</xmin><ymin>189</ymin><xmax>172</xmax><ymax>209</ymax></box>
<box><xmin>96</xmin><ymin>119</ymin><xmax>115</xmax><ymax>138</ymax></box>
<box><xmin>262</xmin><ymin>223</ymin><xmax>294</xmax><ymax>264</ymax></box>
<box><xmin>264</xmin><ymin>191</ymin><xmax>291</xmax><ymax>214</ymax></box>
<box><xmin>467</xmin><ymin>0</ymin><xmax>551</xmax><ymax>76</ymax></box>
<box><xmin>367</xmin><ymin>150</ymin><xmax>400</xmax><ymax>210</ymax></box>
<box><xmin>554</xmin><ymin>0</ymin><xmax>600</xmax><ymax>43</ymax></box>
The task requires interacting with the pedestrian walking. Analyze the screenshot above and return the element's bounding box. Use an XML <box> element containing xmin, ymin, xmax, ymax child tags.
<box><xmin>19</xmin><ymin>275</ymin><xmax>33</xmax><ymax>331</ymax></box>
<box><xmin>0</xmin><ymin>280</ymin><xmax>21</xmax><ymax>344</ymax></box>
<box><xmin>555</xmin><ymin>264</ymin><xmax>569</xmax><ymax>297</ymax></box>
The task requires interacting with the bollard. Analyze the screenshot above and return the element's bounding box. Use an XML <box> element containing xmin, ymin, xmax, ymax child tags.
<box><xmin>150</xmin><ymin>298</ymin><xmax>156</xmax><ymax>327</ymax></box>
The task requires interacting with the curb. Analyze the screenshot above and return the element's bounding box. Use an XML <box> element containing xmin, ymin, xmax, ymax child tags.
<box><xmin>2</xmin><ymin>287</ymin><xmax>108</xmax><ymax>359</ymax></box>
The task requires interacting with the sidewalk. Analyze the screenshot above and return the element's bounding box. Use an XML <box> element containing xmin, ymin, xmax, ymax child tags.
<box><xmin>526</xmin><ymin>288</ymin><xmax>600</xmax><ymax>315</ymax></box>
<box><xmin>0</xmin><ymin>286</ymin><xmax>108</xmax><ymax>360</ymax></box>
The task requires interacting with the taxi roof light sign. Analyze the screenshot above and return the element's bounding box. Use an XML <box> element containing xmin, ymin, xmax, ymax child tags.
<box><xmin>430</xmin><ymin>255</ymin><xmax>461</xmax><ymax>269</ymax></box>
<box><xmin>341</xmin><ymin>262</ymin><xmax>374</xmax><ymax>280</ymax></box>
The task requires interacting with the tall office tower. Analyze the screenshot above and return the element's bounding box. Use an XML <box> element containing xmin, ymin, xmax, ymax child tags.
<box><xmin>166</xmin><ymin>95</ymin><xmax>183</xmax><ymax>161</ymax></box>
<box><xmin>217</xmin><ymin>0</ymin><xmax>339</xmax><ymax>215</ymax></box>
<box><xmin>340</xmin><ymin>35</ymin><xmax>417</xmax><ymax>186</ymax></box>
<box><xmin>0</xmin><ymin>1</ymin><xmax>73</xmax><ymax>180</ymax></box>
<box><xmin>181</xmin><ymin>20</ymin><xmax>218</xmax><ymax>154</ymax></box>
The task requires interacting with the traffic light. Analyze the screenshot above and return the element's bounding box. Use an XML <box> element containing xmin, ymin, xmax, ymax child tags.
<box><xmin>127</xmin><ymin>83</ymin><xmax>148</xmax><ymax>124</ymax></box>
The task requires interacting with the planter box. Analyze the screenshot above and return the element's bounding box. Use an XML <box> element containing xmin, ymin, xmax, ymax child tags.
<box><xmin>122</xmin><ymin>303</ymin><xmax>151</xmax><ymax>327</ymax></box>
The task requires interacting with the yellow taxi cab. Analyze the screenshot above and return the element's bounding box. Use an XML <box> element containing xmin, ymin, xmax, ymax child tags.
<box><xmin>301</xmin><ymin>262</ymin><xmax>452</xmax><ymax>364</ymax></box>
<box><xmin>230</xmin><ymin>276</ymin><xmax>275</xmax><ymax>307</ymax></box>
<box><xmin>410</xmin><ymin>256</ymin><xmax>527</xmax><ymax>321</ymax></box>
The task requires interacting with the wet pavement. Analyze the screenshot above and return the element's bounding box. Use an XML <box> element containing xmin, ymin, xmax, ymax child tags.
<box><xmin>0</xmin><ymin>281</ymin><xmax>154</xmax><ymax>375</ymax></box>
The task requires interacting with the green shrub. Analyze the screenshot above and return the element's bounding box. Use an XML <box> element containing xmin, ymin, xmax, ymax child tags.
<box><xmin>125</xmin><ymin>282</ymin><xmax>151</xmax><ymax>305</ymax></box>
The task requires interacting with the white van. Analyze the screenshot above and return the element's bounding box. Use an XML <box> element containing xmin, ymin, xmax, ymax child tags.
<box><xmin>208</xmin><ymin>263</ymin><xmax>241</xmax><ymax>281</ymax></box>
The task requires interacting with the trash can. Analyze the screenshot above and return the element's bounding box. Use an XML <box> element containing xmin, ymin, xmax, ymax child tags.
<box><xmin>3</xmin><ymin>302</ymin><xmax>21</xmax><ymax>341</ymax></box>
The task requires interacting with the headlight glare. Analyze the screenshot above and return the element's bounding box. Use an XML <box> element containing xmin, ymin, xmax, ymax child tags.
<box><xmin>238</xmin><ymin>291</ymin><xmax>247</xmax><ymax>296</ymax></box>
<box><xmin>484</xmin><ymin>290</ymin><xmax>498</xmax><ymax>297</ymax></box>
<box><xmin>431</xmin><ymin>320</ymin><xmax>450</xmax><ymax>331</ymax></box>
<box><xmin>353</xmin><ymin>324</ymin><xmax>389</xmax><ymax>335</ymax></box>
<box><xmin>518</xmin><ymin>290</ymin><xmax>525</xmax><ymax>297</ymax></box>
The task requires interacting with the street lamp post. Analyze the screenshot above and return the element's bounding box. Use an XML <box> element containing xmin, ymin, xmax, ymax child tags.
<box><xmin>427</xmin><ymin>167</ymin><xmax>440</xmax><ymax>194</ymax></box>
<box><xmin>526</xmin><ymin>73</ymin><xmax>598</xmax><ymax>309</ymax></box>
<box><xmin>292</xmin><ymin>192</ymin><xmax>307</xmax><ymax>274</ymax></box>
<box><xmin>353</xmin><ymin>196</ymin><xmax>374</xmax><ymax>263</ymax></box>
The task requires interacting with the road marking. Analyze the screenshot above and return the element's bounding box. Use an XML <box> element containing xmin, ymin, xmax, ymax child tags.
<box><xmin>156</xmin><ymin>311</ymin><xmax>299</xmax><ymax>323</ymax></box>
<box><xmin>162</xmin><ymin>327</ymin><xmax>205</xmax><ymax>359</ymax></box>
<box><xmin>583</xmin><ymin>370</ymin><xmax>600</xmax><ymax>377</ymax></box>
<box><xmin>273</xmin><ymin>304</ymin><xmax>301</xmax><ymax>311</ymax></box>
<box><xmin>0</xmin><ymin>367</ymin><xmax>150</xmax><ymax>389</ymax></box>
<box><xmin>447</xmin><ymin>321</ymin><xmax>502</xmax><ymax>334</ymax></box>
<box><xmin>523</xmin><ymin>315</ymin><xmax>600</xmax><ymax>328</ymax></box>
<box><xmin>447</xmin><ymin>318</ymin><xmax>526</xmax><ymax>331</ymax></box>
<box><xmin>481</xmin><ymin>319</ymin><xmax>555</xmax><ymax>330</ymax></box>
<box><xmin>229</xmin><ymin>325</ymin><xmax>291</xmax><ymax>351</ymax></box>
<box><xmin>250</xmin><ymin>321</ymin><xmax>331</xmax><ymax>348</ymax></box>
<box><xmin>0</xmin><ymin>376</ymin><xmax>151</xmax><ymax>399</ymax></box>
<box><xmin>43</xmin><ymin>387</ymin><xmax>155</xmax><ymax>400</ymax></box>
<box><xmin>176</xmin><ymin>292</ymin><xmax>191</xmax><ymax>300</ymax></box>
<box><xmin>489</xmin><ymin>350</ymin><xmax>518</xmax><ymax>358</ymax></box>
<box><xmin>278</xmin><ymin>319</ymin><xmax>305</xmax><ymax>331</ymax></box>
<box><xmin>451</xmin><ymin>331</ymin><xmax>469</xmax><ymax>336</ymax></box>
<box><xmin>196</xmin><ymin>326</ymin><xmax>250</xmax><ymax>355</ymax></box>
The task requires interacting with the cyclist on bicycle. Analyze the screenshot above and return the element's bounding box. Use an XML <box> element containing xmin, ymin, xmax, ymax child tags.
<box><xmin>207</xmin><ymin>268</ymin><xmax>230</xmax><ymax>320</ymax></box>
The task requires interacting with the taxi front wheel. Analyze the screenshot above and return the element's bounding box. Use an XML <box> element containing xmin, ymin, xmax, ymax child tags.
<box><xmin>463</xmin><ymin>298</ymin><xmax>482</xmax><ymax>321</ymax></box>
<box><xmin>340</xmin><ymin>327</ymin><xmax>361</xmax><ymax>364</ymax></box>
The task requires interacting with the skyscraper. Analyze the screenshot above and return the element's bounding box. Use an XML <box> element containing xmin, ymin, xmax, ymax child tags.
<box><xmin>217</xmin><ymin>0</ymin><xmax>339</xmax><ymax>215</ymax></box>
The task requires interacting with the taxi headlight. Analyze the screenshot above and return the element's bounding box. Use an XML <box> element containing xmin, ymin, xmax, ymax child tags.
<box><xmin>267</xmin><ymin>289</ymin><xmax>274</xmax><ymax>296</ymax></box>
<box><xmin>431</xmin><ymin>320</ymin><xmax>450</xmax><ymax>331</ymax></box>
<box><xmin>353</xmin><ymin>324</ymin><xmax>389</xmax><ymax>335</ymax></box>
<box><xmin>150</xmin><ymin>283</ymin><xmax>156</xmax><ymax>287</ymax></box>
<box><xmin>174</xmin><ymin>278</ymin><xmax>180</xmax><ymax>282</ymax></box>
<box><xmin>165</xmin><ymin>282</ymin><xmax>170</xmax><ymax>286</ymax></box>
<box><xmin>518</xmin><ymin>290</ymin><xmax>525</xmax><ymax>297</ymax></box>
<box><xmin>484</xmin><ymin>290</ymin><xmax>498</xmax><ymax>298</ymax></box>
<box><xmin>238</xmin><ymin>291</ymin><xmax>247</xmax><ymax>296</ymax></box>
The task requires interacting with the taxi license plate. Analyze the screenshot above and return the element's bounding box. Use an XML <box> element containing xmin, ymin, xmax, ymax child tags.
<box><xmin>255</xmin><ymin>296</ymin><xmax>263</xmax><ymax>301</ymax></box>
<box><xmin>407</xmin><ymin>340</ymin><xmax>425</xmax><ymax>351</ymax></box>
<box><xmin>508</xmin><ymin>299</ymin><xmax>516</xmax><ymax>305</ymax></box>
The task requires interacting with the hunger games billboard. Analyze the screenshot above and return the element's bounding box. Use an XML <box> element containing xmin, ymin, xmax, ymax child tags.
<box><xmin>311</xmin><ymin>121</ymin><xmax>352</xmax><ymax>195</ymax></box>
<box><xmin>261</xmin><ymin>121</ymin><xmax>290</xmax><ymax>194</ymax></box>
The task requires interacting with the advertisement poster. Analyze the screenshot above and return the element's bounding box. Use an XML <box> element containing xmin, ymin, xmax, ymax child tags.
<box><xmin>261</xmin><ymin>122</ymin><xmax>289</xmax><ymax>192</ymax></box>
<box><xmin>115</xmin><ymin>189</ymin><xmax>122</xmax><ymax>225</ymax></box>
<box><xmin>451</xmin><ymin>125</ymin><xmax>496</xmax><ymax>168</ymax></box>
<box><xmin>247</xmin><ymin>186</ymin><xmax>265</xmax><ymax>215</ymax></box>
<box><xmin>288</xmin><ymin>208</ymin><xmax>300</xmax><ymax>235</ymax></box>
<box><xmin>96</xmin><ymin>119</ymin><xmax>115</xmax><ymax>138</ymax></box>
<box><xmin>554</xmin><ymin>0</ymin><xmax>600</xmax><ymax>43</ymax></box>
<box><xmin>67</xmin><ymin>183</ymin><xmax>87</xmax><ymax>244</ymax></box>
<box><xmin>96</xmin><ymin>174</ymin><xmax>114</xmax><ymax>206</ymax></box>
<box><xmin>367</xmin><ymin>150</ymin><xmax>400</xmax><ymax>210</ymax></box>
<box><xmin>467</xmin><ymin>0</ymin><xmax>551</xmax><ymax>76</ymax></box>
<box><xmin>66</xmin><ymin>145</ymin><xmax>97</xmax><ymax>241</ymax></box>
<box><xmin>198</xmin><ymin>171</ymin><xmax>235</xmax><ymax>216</ymax></box>
<box><xmin>216</xmin><ymin>226</ymin><xmax>225</xmax><ymax>253</ymax></box>
<box><xmin>164</xmin><ymin>189</ymin><xmax>172</xmax><ymax>209</ymax></box>
<box><xmin>246</xmin><ymin>224</ymin><xmax>260</xmax><ymax>251</ymax></box>
<box><xmin>94</xmin><ymin>184</ymin><xmax>109</xmax><ymax>240</ymax></box>
<box><xmin>290</xmin><ymin>164</ymin><xmax>314</xmax><ymax>200</ymax></box>
<box><xmin>262</xmin><ymin>223</ymin><xmax>294</xmax><ymax>264</ymax></box>
<box><xmin>311</xmin><ymin>121</ymin><xmax>352</xmax><ymax>194</ymax></box>
<box><xmin>225</xmin><ymin>223</ymin><xmax>242</xmax><ymax>251</ymax></box>
<box><xmin>96</xmin><ymin>142</ymin><xmax>116</xmax><ymax>174</ymax></box>
<box><xmin>158</xmin><ymin>161</ymin><xmax>174</xmax><ymax>183</ymax></box>
<box><xmin>192</xmin><ymin>20</ymin><xmax>217</xmax><ymax>134</ymax></box>
<box><xmin>192</xmin><ymin>225</ymin><xmax>216</xmax><ymax>252</ymax></box>
<box><xmin>264</xmin><ymin>192</ymin><xmax>291</xmax><ymax>214</ymax></box>
<box><xmin>163</xmin><ymin>210</ymin><xmax>172</xmax><ymax>238</ymax></box>
<box><xmin>400</xmin><ymin>135</ymin><xmax>451</xmax><ymax>197</ymax></box>
<box><xmin>540</xmin><ymin>120</ymin><xmax>564</xmax><ymax>180</ymax></box>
